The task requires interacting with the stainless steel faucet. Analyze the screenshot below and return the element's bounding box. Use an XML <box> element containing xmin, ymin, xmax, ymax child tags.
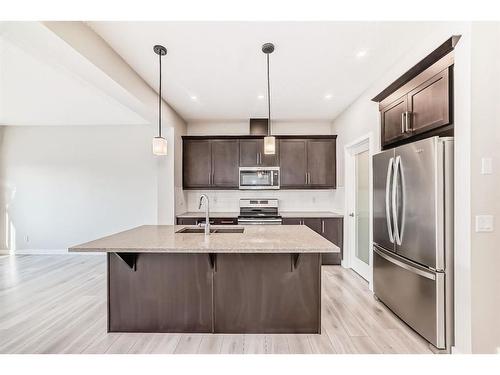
<box><xmin>198</xmin><ymin>194</ymin><xmax>210</xmax><ymax>235</ymax></box>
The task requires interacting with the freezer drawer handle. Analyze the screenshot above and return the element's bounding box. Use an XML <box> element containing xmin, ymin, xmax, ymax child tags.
<box><xmin>385</xmin><ymin>157</ymin><xmax>395</xmax><ymax>243</ymax></box>
<box><xmin>374</xmin><ymin>247</ymin><xmax>435</xmax><ymax>280</ymax></box>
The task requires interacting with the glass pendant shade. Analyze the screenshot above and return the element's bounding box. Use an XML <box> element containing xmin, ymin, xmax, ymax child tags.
<box><xmin>263</xmin><ymin>135</ymin><xmax>276</xmax><ymax>155</ymax></box>
<box><xmin>152</xmin><ymin>136</ymin><xmax>167</xmax><ymax>156</ymax></box>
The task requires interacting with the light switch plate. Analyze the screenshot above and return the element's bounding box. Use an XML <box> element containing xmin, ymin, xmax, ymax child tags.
<box><xmin>481</xmin><ymin>157</ymin><xmax>493</xmax><ymax>175</ymax></box>
<box><xmin>475</xmin><ymin>215</ymin><xmax>494</xmax><ymax>232</ymax></box>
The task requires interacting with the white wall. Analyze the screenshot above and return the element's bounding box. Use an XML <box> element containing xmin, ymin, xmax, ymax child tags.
<box><xmin>0</xmin><ymin>125</ymin><xmax>158</xmax><ymax>253</ymax></box>
<box><xmin>187</xmin><ymin>120</ymin><xmax>333</xmax><ymax>136</ymax></box>
<box><xmin>184</xmin><ymin>119</ymin><xmax>341</xmax><ymax>213</ymax></box>
<box><xmin>469</xmin><ymin>22</ymin><xmax>500</xmax><ymax>354</ymax></box>
<box><xmin>185</xmin><ymin>189</ymin><xmax>342</xmax><ymax>213</ymax></box>
<box><xmin>41</xmin><ymin>22</ymin><xmax>188</xmax><ymax>224</ymax></box>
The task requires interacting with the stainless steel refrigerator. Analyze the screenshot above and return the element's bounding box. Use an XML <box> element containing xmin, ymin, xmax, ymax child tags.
<box><xmin>372</xmin><ymin>136</ymin><xmax>454</xmax><ymax>351</ymax></box>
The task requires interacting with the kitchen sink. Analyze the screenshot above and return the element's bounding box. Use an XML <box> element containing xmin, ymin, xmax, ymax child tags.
<box><xmin>176</xmin><ymin>227</ymin><xmax>244</xmax><ymax>234</ymax></box>
<box><xmin>212</xmin><ymin>228</ymin><xmax>244</xmax><ymax>233</ymax></box>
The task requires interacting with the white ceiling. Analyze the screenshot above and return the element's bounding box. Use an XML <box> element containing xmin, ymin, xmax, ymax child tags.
<box><xmin>0</xmin><ymin>22</ymin><xmax>148</xmax><ymax>126</ymax></box>
<box><xmin>89</xmin><ymin>21</ymin><xmax>441</xmax><ymax>122</ymax></box>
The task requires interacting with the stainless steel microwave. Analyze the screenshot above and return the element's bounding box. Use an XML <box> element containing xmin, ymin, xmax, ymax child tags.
<box><xmin>239</xmin><ymin>167</ymin><xmax>280</xmax><ymax>190</ymax></box>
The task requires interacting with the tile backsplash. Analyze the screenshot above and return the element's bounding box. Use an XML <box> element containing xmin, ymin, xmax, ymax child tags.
<box><xmin>185</xmin><ymin>188</ymin><xmax>344</xmax><ymax>213</ymax></box>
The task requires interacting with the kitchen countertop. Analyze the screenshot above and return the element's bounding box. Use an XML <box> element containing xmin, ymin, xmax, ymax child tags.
<box><xmin>176</xmin><ymin>211</ymin><xmax>344</xmax><ymax>218</ymax></box>
<box><xmin>280</xmin><ymin>211</ymin><xmax>344</xmax><ymax>218</ymax></box>
<box><xmin>69</xmin><ymin>225</ymin><xmax>340</xmax><ymax>254</ymax></box>
<box><xmin>177</xmin><ymin>212</ymin><xmax>238</xmax><ymax>218</ymax></box>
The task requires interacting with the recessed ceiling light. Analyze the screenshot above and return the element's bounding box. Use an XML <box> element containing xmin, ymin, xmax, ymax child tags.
<box><xmin>324</xmin><ymin>94</ymin><xmax>333</xmax><ymax>100</ymax></box>
<box><xmin>257</xmin><ymin>94</ymin><xmax>265</xmax><ymax>100</ymax></box>
<box><xmin>356</xmin><ymin>49</ymin><xmax>368</xmax><ymax>58</ymax></box>
<box><xmin>190</xmin><ymin>95</ymin><xmax>198</xmax><ymax>101</ymax></box>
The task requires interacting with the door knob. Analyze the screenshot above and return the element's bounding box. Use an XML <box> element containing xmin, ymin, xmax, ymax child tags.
<box><xmin>349</xmin><ymin>213</ymin><xmax>355</xmax><ymax>217</ymax></box>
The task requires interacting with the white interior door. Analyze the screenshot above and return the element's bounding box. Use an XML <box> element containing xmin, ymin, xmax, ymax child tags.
<box><xmin>345</xmin><ymin>137</ymin><xmax>372</xmax><ymax>282</ymax></box>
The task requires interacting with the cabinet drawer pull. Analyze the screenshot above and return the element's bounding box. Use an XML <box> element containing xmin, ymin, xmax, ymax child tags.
<box><xmin>220</xmin><ymin>220</ymin><xmax>235</xmax><ymax>224</ymax></box>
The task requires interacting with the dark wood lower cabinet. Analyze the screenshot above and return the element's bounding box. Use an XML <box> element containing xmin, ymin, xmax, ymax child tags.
<box><xmin>303</xmin><ymin>218</ymin><xmax>322</xmax><ymax>234</ymax></box>
<box><xmin>176</xmin><ymin>217</ymin><xmax>237</xmax><ymax>225</ymax></box>
<box><xmin>214</xmin><ymin>253</ymin><xmax>321</xmax><ymax>333</ymax></box>
<box><xmin>321</xmin><ymin>218</ymin><xmax>343</xmax><ymax>265</ymax></box>
<box><xmin>282</xmin><ymin>217</ymin><xmax>343</xmax><ymax>265</ymax></box>
<box><xmin>107</xmin><ymin>252</ymin><xmax>321</xmax><ymax>333</ymax></box>
<box><xmin>108</xmin><ymin>253</ymin><xmax>213</xmax><ymax>333</ymax></box>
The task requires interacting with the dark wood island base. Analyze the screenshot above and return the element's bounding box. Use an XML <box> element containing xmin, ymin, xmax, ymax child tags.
<box><xmin>108</xmin><ymin>252</ymin><xmax>321</xmax><ymax>334</ymax></box>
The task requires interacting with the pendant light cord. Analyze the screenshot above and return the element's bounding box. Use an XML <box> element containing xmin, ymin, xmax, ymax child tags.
<box><xmin>266</xmin><ymin>53</ymin><xmax>271</xmax><ymax>136</ymax></box>
<box><xmin>158</xmin><ymin>52</ymin><xmax>162</xmax><ymax>138</ymax></box>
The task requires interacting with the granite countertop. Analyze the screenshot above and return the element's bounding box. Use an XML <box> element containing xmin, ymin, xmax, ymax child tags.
<box><xmin>69</xmin><ymin>225</ymin><xmax>340</xmax><ymax>254</ymax></box>
<box><xmin>281</xmin><ymin>211</ymin><xmax>344</xmax><ymax>218</ymax></box>
<box><xmin>176</xmin><ymin>211</ymin><xmax>344</xmax><ymax>218</ymax></box>
<box><xmin>177</xmin><ymin>212</ymin><xmax>238</xmax><ymax>218</ymax></box>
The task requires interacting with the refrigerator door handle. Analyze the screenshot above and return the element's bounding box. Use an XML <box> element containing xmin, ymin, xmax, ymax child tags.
<box><xmin>399</xmin><ymin>156</ymin><xmax>406</xmax><ymax>245</ymax></box>
<box><xmin>392</xmin><ymin>155</ymin><xmax>401</xmax><ymax>245</ymax></box>
<box><xmin>385</xmin><ymin>157</ymin><xmax>395</xmax><ymax>243</ymax></box>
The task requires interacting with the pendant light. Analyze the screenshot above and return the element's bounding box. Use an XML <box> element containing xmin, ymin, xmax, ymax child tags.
<box><xmin>262</xmin><ymin>42</ymin><xmax>276</xmax><ymax>155</ymax></box>
<box><xmin>152</xmin><ymin>44</ymin><xmax>168</xmax><ymax>156</ymax></box>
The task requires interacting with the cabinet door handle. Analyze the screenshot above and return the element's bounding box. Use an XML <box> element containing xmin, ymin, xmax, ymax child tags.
<box><xmin>259</xmin><ymin>153</ymin><xmax>262</xmax><ymax>165</ymax></box>
<box><xmin>305</xmin><ymin>173</ymin><xmax>308</xmax><ymax>184</ymax></box>
<box><xmin>208</xmin><ymin>172</ymin><xmax>211</xmax><ymax>185</ymax></box>
<box><xmin>405</xmin><ymin>111</ymin><xmax>412</xmax><ymax>133</ymax></box>
<box><xmin>322</xmin><ymin>220</ymin><xmax>325</xmax><ymax>233</ymax></box>
<box><xmin>401</xmin><ymin>112</ymin><xmax>406</xmax><ymax>134</ymax></box>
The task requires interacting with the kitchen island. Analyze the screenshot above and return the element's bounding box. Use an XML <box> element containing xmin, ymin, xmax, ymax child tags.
<box><xmin>70</xmin><ymin>225</ymin><xmax>339</xmax><ymax>334</ymax></box>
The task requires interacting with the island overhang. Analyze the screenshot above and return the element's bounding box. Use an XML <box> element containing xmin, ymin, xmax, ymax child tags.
<box><xmin>69</xmin><ymin>224</ymin><xmax>340</xmax><ymax>253</ymax></box>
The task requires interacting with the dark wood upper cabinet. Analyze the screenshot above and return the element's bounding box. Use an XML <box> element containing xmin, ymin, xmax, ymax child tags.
<box><xmin>280</xmin><ymin>138</ymin><xmax>336</xmax><ymax>189</ymax></box>
<box><xmin>211</xmin><ymin>140</ymin><xmax>239</xmax><ymax>188</ymax></box>
<box><xmin>381</xmin><ymin>96</ymin><xmax>408</xmax><ymax>146</ymax></box>
<box><xmin>307</xmin><ymin>140</ymin><xmax>335</xmax><ymax>188</ymax></box>
<box><xmin>373</xmin><ymin>37</ymin><xmax>458</xmax><ymax>149</ymax></box>
<box><xmin>183</xmin><ymin>139</ymin><xmax>239</xmax><ymax>189</ymax></box>
<box><xmin>183</xmin><ymin>135</ymin><xmax>335</xmax><ymax>190</ymax></box>
<box><xmin>260</xmin><ymin>142</ymin><xmax>279</xmax><ymax>166</ymax></box>
<box><xmin>239</xmin><ymin>139</ymin><xmax>279</xmax><ymax>167</ymax></box>
<box><xmin>279</xmin><ymin>139</ymin><xmax>308</xmax><ymax>188</ymax></box>
<box><xmin>183</xmin><ymin>140</ymin><xmax>212</xmax><ymax>188</ymax></box>
<box><xmin>239</xmin><ymin>139</ymin><xmax>261</xmax><ymax>167</ymax></box>
<box><xmin>407</xmin><ymin>68</ymin><xmax>450</xmax><ymax>136</ymax></box>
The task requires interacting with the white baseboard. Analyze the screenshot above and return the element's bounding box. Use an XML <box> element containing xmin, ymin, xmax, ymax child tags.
<box><xmin>0</xmin><ymin>249</ymin><xmax>104</xmax><ymax>255</ymax></box>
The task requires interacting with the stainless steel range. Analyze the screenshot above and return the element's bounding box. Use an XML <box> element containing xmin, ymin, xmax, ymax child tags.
<box><xmin>237</xmin><ymin>199</ymin><xmax>282</xmax><ymax>225</ymax></box>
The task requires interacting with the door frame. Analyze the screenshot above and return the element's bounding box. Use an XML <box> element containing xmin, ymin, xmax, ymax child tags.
<box><xmin>343</xmin><ymin>132</ymin><xmax>374</xmax><ymax>289</ymax></box>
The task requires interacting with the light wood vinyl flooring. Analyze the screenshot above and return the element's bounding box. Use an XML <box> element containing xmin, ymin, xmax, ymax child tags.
<box><xmin>0</xmin><ymin>254</ymin><xmax>432</xmax><ymax>354</ymax></box>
